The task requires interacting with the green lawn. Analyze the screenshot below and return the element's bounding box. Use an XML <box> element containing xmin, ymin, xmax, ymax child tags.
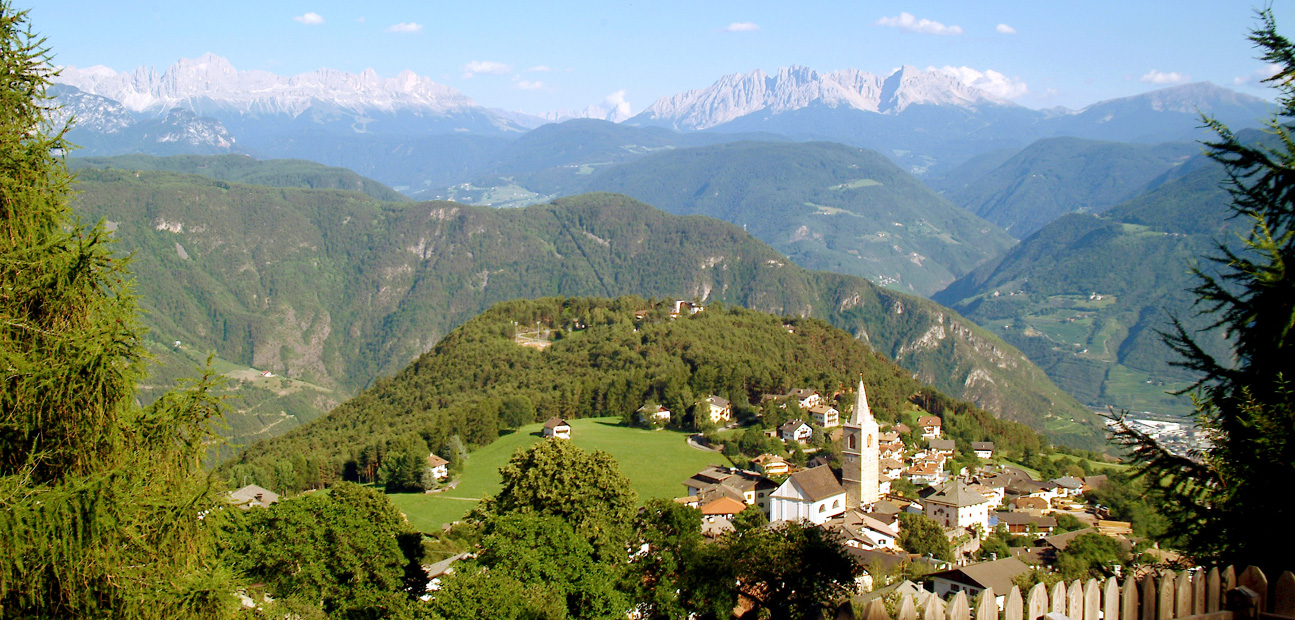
<box><xmin>387</xmin><ymin>417</ymin><xmax>733</xmax><ymax>533</ymax></box>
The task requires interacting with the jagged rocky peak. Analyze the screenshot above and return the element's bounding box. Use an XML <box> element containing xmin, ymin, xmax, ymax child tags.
<box><xmin>633</xmin><ymin>65</ymin><xmax>1007</xmax><ymax>130</ymax></box>
<box><xmin>47</xmin><ymin>84</ymin><xmax>135</xmax><ymax>134</ymax></box>
<box><xmin>55</xmin><ymin>53</ymin><xmax>483</xmax><ymax>118</ymax></box>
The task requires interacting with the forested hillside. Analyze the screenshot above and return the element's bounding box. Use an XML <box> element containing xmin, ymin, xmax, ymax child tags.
<box><xmin>582</xmin><ymin>141</ymin><xmax>1017</xmax><ymax>295</ymax></box>
<box><xmin>940</xmin><ymin>138</ymin><xmax>1198</xmax><ymax>238</ymax></box>
<box><xmin>70</xmin><ymin>171</ymin><xmax>1100</xmax><ymax>447</ymax></box>
<box><xmin>69</xmin><ymin>154</ymin><xmax>409</xmax><ymax>202</ymax></box>
<box><xmin>224</xmin><ymin>297</ymin><xmax>1051</xmax><ymax>492</ymax></box>
<box><xmin>934</xmin><ymin>161</ymin><xmax>1237</xmax><ymax>414</ymax></box>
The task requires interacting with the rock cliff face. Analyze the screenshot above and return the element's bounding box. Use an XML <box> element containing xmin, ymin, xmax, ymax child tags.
<box><xmin>630</xmin><ymin>65</ymin><xmax>1004</xmax><ymax>130</ymax></box>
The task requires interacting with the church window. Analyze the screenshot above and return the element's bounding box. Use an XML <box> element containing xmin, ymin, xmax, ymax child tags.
<box><xmin>867</xmin><ymin>435</ymin><xmax>872</xmax><ymax>448</ymax></box>
<box><xmin>848</xmin><ymin>434</ymin><xmax>856</xmax><ymax>450</ymax></box>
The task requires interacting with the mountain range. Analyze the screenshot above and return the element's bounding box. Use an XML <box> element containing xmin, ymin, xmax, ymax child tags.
<box><xmin>68</xmin><ymin>158</ymin><xmax>1103</xmax><ymax>449</ymax></box>
<box><xmin>53</xmin><ymin>55</ymin><xmax>1273</xmax><ymax>191</ymax></box>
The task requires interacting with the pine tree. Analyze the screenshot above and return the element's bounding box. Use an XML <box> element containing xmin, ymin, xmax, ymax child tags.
<box><xmin>1111</xmin><ymin>8</ymin><xmax>1295</xmax><ymax>570</ymax></box>
<box><xmin>0</xmin><ymin>4</ymin><xmax>234</xmax><ymax>616</ymax></box>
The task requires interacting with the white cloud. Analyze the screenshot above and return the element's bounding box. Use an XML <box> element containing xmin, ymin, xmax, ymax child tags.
<box><xmin>386</xmin><ymin>22</ymin><xmax>423</xmax><ymax>33</ymax></box>
<box><xmin>938</xmin><ymin>66</ymin><xmax>1029</xmax><ymax>100</ymax></box>
<box><xmin>293</xmin><ymin>12</ymin><xmax>324</xmax><ymax>25</ymax></box>
<box><xmin>526</xmin><ymin>65</ymin><xmax>552</xmax><ymax>73</ymax></box>
<box><xmin>1140</xmin><ymin>70</ymin><xmax>1190</xmax><ymax>85</ymax></box>
<box><xmin>875</xmin><ymin>12</ymin><xmax>962</xmax><ymax>35</ymax></box>
<box><xmin>597</xmin><ymin>90</ymin><xmax>633</xmax><ymax>122</ymax></box>
<box><xmin>516</xmin><ymin>80</ymin><xmax>546</xmax><ymax>90</ymax></box>
<box><xmin>462</xmin><ymin>60</ymin><xmax>511</xmax><ymax>78</ymax></box>
<box><xmin>1233</xmin><ymin>63</ymin><xmax>1282</xmax><ymax>86</ymax></box>
<box><xmin>722</xmin><ymin>22</ymin><xmax>760</xmax><ymax>32</ymax></box>
<box><xmin>996</xmin><ymin>23</ymin><xmax>1016</xmax><ymax>34</ymax></box>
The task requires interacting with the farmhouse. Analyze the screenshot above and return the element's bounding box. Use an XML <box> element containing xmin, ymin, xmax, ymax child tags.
<box><xmin>769</xmin><ymin>466</ymin><xmax>847</xmax><ymax>525</ymax></box>
<box><xmin>928</xmin><ymin>438</ymin><xmax>955</xmax><ymax>456</ymax></box>
<box><xmin>779</xmin><ymin>419</ymin><xmax>813</xmax><ymax>443</ymax></box>
<box><xmin>426</xmin><ymin>453</ymin><xmax>449</xmax><ymax>480</ymax></box>
<box><xmin>918</xmin><ymin>415</ymin><xmax>943</xmax><ymax>439</ymax></box>
<box><xmin>972</xmin><ymin>441</ymin><xmax>995</xmax><ymax>459</ymax></box>
<box><xmin>788</xmin><ymin>388</ymin><xmax>822</xmax><ymax>409</ymax></box>
<box><xmin>683</xmin><ymin>465</ymin><xmax>777</xmax><ymax>514</ymax></box>
<box><xmin>752</xmin><ymin>453</ymin><xmax>791</xmax><ymax>476</ymax></box>
<box><xmin>809</xmin><ymin>404</ymin><xmax>840</xmax><ymax>428</ymax></box>
<box><xmin>542</xmin><ymin>416</ymin><xmax>571</xmax><ymax>439</ymax></box>
<box><xmin>702</xmin><ymin>395</ymin><xmax>732</xmax><ymax>424</ymax></box>
<box><xmin>637</xmin><ymin>404</ymin><xmax>672</xmax><ymax>425</ymax></box>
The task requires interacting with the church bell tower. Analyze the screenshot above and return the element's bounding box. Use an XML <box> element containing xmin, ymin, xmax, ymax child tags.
<box><xmin>842</xmin><ymin>378</ymin><xmax>880</xmax><ymax>508</ymax></box>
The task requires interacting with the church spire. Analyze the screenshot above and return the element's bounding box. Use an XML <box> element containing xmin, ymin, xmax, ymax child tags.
<box><xmin>851</xmin><ymin>377</ymin><xmax>872</xmax><ymax>425</ymax></box>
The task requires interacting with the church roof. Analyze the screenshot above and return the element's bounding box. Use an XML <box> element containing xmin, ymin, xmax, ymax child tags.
<box><xmin>788</xmin><ymin>465</ymin><xmax>846</xmax><ymax>502</ymax></box>
<box><xmin>848</xmin><ymin>378</ymin><xmax>875</xmax><ymax>426</ymax></box>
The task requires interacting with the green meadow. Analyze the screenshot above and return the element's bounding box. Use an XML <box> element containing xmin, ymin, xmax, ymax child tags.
<box><xmin>387</xmin><ymin>417</ymin><xmax>733</xmax><ymax>533</ymax></box>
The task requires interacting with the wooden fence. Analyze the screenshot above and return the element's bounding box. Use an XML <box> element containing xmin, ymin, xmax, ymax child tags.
<box><xmin>842</xmin><ymin>566</ymin><xmax>1295</xmax><ymax>620</ymax></box>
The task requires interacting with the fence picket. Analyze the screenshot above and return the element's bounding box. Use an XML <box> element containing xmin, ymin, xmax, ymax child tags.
<box><xmin>1052</xmin><ymin>582</ymin><xmax>1067</xmax><ymax>615</ymax></box>
<box><xmin>898</xmin><ymin>593</ymin><xmax>918</xmax><ymax>620</ymax></box>
<box><xmin>1142</xmin><ymin>574</ymin><xmax>1157</xmax><ymax>620</ymax></box>
<box><xmin>1207</xmin><ymin>567</ymin><xmax>1221</xmax><ymax>613</ymax></box>
<box><xmin>977</xmin><ymin>588</ymin><xmax>997</xmax><ymax>620</ymax></box>
<box><xmin>865</xmin><ymin>597</ymin><xmax>890</xmax><ymax>620</ymax></box>
<box><xmin>1223</xmin><ymin>566</ymin><xmax>1236</xmax><ymax>595</ymax></box>
<box><xmin>925</xmin><ymin>593</ymin><xmax>946</xmax><ymax>620</ymax></box>
<box><xmin>1175</xmin><ymin>570</ymin><xmax>1192</xmax><ymax>617</ymax></box>
<box><xmin>1084</xmin><ymin>579</ymin><xmax>1100</xmax><ymax>620</ymax></box>
<box><xmin>1158</xmin><ymin>571</ymin><xmax>1175</xmax><ymax>620</ymax></box>
<box><xmin>1069</xmin><ymin>580</ymin><xmax>1084</xmax><ymax>620</ymax></box>
<box><xmin>1193</xmin><ymin>570</ymin><xmax>1205</xmax><ymax>615</ymax></box>
<box><xmin>1275</xmin><ymin>571</ymin><xmax>1295</xmax><ymax>617</ymax></box>
<box><xmin>949</xmin><ymin>591</ymin><xmax>971</xmax><ymax>620</ymax></box>
<box><xmin>1028</xmin><ymin>583</ymin><xmax>1049</xmax><ymax>620</ymax></box>
<box><xmin>1122</xmin><ymin>576</ymin><xmax>1139</xmax><ymax>620</ymax></box>
<box><xmin>1005</xmin><ymin>586</ymin><xmax>1023</xmax><ymax>620</ymax></box>
<box><xmin>1104</xmin><ymin>577</ymin><xmax>1119</xmax><ymax>620</ymax></box>
<box><xmin>1237</xmin><ymin>566</ymin><xmax>1267</xmax><ymax>614</ymax></box>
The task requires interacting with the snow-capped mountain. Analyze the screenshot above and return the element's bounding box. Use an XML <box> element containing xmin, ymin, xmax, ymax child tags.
<box><xmin>55</xmin><ymin>53</ymin><xmax>520</xmax><ymax>135</ymax></box>
<box><xmin>630</xmin><ymin>65</ymin><xmax>1004</xmax><ymax>131</ymax></box>
<box><xmin>48</xmin><ymin>84</ymin><xmax>135</xmax><ymax>133</ymax></box>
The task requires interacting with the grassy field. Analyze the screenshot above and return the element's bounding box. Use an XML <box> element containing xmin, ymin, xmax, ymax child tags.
<box><xmin>387</xmin><ymin>417</ymin><xmax>733</xmax><ymax>533</ymax></box>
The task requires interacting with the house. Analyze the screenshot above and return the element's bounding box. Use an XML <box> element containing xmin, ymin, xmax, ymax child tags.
<box><xmin>972</xmin><ymin>442</ymin><xmax>995</xmax><ymax>459</ymax></box>
<box><xmin>809</xmin><ymin>404</ymin><xmax>840</xmax><ymax>428</ymax></box>
<box><xmin>769</xmin><ymin>466</ymin><xmax>847</xmax><ymax>525</ymax></box>
<box><xmin>879</xmin><ymin>458</ymin><xmax>906</xmax><ymax>479</ymax></box>
<box><xmin>923</xmin><ymin>479</ymin><xmax>992</xmax><ymax>530</ymax></box>
<box><xmin>993</xmin><ymin>511</ymin><xmax>1058</xmax><ymax>534</ymax></box>
<box><xmin>905</xmin><ymin>460</ymin><xmax>944</xmax><ymax>485</ymax></box>
<box><xmin>542</xmin><ymin>416</ymin><xmax>571</xmax><ymax>439</ymax></box>
<box><xmin>925</xmin><ymin>557</ymin><xmax>1032</xmax><ymax>607</ymax></box>
<box><xmin>426</xmin><ymin>453</ymin><xmax>449</xmax><ymax>480</ymax></box>
<box><xmin>229</xmin><ymin>484</ymin><xmax>279</xmax><ymax>510</ymax></box>
<box><xmin>670</xmin><ymin>300</ymin><xmax>704</xmax><ymax>317</ymax></box>
<box><xmin>1051</xmin><ymin>476</ymin><xmax>1085</xmax><ymax>497</ymax></box>
<box><xmin>1082</xmin><ymin>475</ymin><xmax>1109</xmax><ymax>494</ymax></box>
<box><xmin>683</xmin><ymin>466</ymin><xmax>778</xmax><ymax>514</ymax></box>
<box><xmin>637</xmin><ymin>404</ymin><xmax>672</xmax><ymax>425</ymax></box>
<box><xmin>917</xmin><ymin>415</ymin><xmax>943</xmax><ymax>439</ymax></box>
<box><xmin>702</xmin><ymin>395</ymin><xmax>732</xmax><ymax>424</ymax></box>
<box><xmin>1011</xmin><ymin>496</ymin><xmax>1051</xmax><ymax>515</ymax></box>
<box><xmin>967</xmin><ymin>482</ymin><xmax>1005</xmax><ymax>509</ymax></box>
<box><xmin>893</xmin><ymin>423</ymin><xmax>912</xmax><ymax>435</ymax></box>
<box><xmin>788</xmin><ymin>388</ymin><xmax>822</xmax><ymax>410</ymax></box>
<box><xmin>829</xmin><ymin>512</ymin><xmax>899</xmax><ymax>551</ymax></box>
<box><xmin>700</xmin><ymin>496</ymin><xmax>748</xmax><ymax>520</ymax></box>
<box><xmin>752</xmin><ymin>454</ymin><xmax>791</xmax><ymax>476</ymax></box>
<box><xmin>927</xmin><ymin>438</ymin><xmax>956</xmax><ymax>455</ymax></box>
<box><xmin>779</xmin><ymin>419</ymin><xmax>813</xmax><ymax>443</ymax></box>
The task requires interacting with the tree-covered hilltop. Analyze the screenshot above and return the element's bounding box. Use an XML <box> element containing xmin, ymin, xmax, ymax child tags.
<box><xmin>69</xmin><ymin>153</ymin><xmax>410</xmax><ymax>202</ymax></box>
<box><xmin>933</xmin><ymin>158</ymin><xmax>1239</xmax><ymax>415</ymax></box>
<box><xmin>223</xmin><ymin>296</ymin><xmax>1051</xmax><ymax>494</ymax></box>
<box><xmin>581</xmin><ymin>141</ymin><xmax>1017</xmax><ymax>296</ymax></box>
<box><xmin>71</xmin><ymin>172</ymin><xmax>1099</xmax><ymax>447</ymax></box>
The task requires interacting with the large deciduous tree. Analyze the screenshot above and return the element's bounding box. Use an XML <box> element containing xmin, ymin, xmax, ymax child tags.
<box><xmin>1111</xmin><ymin>8</ymin><xmax>1295</xmax><ymax>570</ymax></box>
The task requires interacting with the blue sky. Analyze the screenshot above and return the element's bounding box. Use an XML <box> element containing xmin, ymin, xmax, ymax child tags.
<box><xmin>30</xmin><ymin>1</ymin><xmax>1294</xmax><ymax>116</ymax></box>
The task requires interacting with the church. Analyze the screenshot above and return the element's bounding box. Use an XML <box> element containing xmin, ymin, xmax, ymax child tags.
<box><xmin>769</xmin><ymin>378</ymin><xmax>881</xmax><ymax>522</ymax></box>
